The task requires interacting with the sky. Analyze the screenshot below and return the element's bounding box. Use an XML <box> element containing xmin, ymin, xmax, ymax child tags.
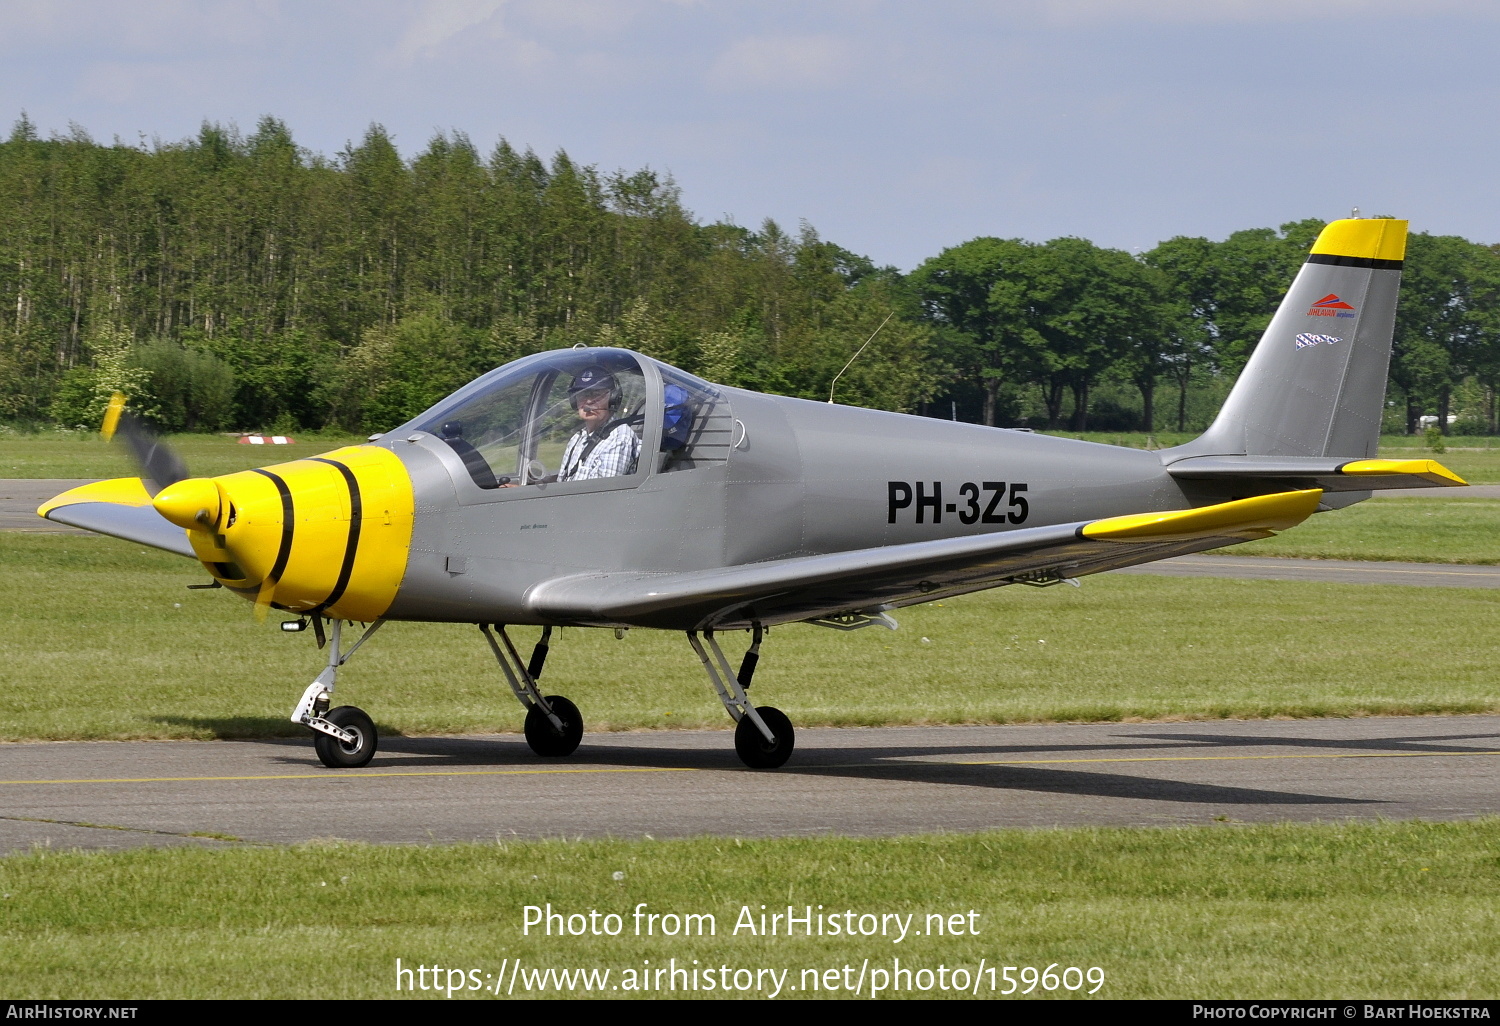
<box><xmin>2</xmin><ymin>0</ymin><xmax>1497</xmax><ymax>270</ymax></box>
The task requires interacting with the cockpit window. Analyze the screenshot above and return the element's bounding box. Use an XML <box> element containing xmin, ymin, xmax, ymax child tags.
<box><xmin>414</xmin><ymin>350</ymin><xmax>647</xmax><ymax>490</ymax></box>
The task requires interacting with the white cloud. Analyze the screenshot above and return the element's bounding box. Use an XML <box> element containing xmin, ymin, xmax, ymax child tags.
<box><xmin>708</xmin><ymin>34</ymin><xmax>854</xmax><ymax>91</ymax></box>
<box><xmin>396</xmin><ymin>0</ymin><xmax>509</xmax><ymax>60</ymax></box>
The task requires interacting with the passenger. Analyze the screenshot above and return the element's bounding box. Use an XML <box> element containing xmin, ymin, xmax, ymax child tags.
<box><xmin>557</xmin><ymin>366</ymin><xmax>640</xmax><ymax>481</ymax></box>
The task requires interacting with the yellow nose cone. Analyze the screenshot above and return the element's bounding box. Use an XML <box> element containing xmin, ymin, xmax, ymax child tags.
<box><xmin>153</xmin><ymin>478</ymin><xmax>222</xmax><ymax>530</ymax></box>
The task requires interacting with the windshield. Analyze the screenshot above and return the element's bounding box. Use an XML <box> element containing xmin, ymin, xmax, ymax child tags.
<box><xmin>411</xmin><ymin>349</ymin><xmax>648</xmax><ymax>489</ymax></box>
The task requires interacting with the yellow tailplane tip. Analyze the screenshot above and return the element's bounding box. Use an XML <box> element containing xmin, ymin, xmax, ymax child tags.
<box><xmin>1340</xmin><ymin>458</ymin><xmax>1467</xmax><ymax>486</ymax></box>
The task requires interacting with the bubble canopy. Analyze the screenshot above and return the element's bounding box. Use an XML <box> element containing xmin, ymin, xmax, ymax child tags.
<box><xmin>399</xmin><ymin>348</ymin><xmax>651</xmax><ymax>490</ymax></box>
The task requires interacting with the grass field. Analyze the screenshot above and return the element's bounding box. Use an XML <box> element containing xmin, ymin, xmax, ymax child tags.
<box><xmin>0</xmin><ymin>820</ymin><xmax>1494</xmax><ymax>998</ymax></box>
<box><xmin>0</xmin><ymin>428</ymin><xmax>369</xmax><ymax>479</ymax></box>
<box><xmin>1233</xmin><ymin>496</ymin><xmax>1500</xmax><ymax>563</ymax></box>
<box><xmin>3</xmin><ymin>532</ymin><xmax>1497</xmax><ymax>742</ymax></box>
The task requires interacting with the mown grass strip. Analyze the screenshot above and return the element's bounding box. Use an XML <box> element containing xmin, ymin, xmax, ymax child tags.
<box><xmin>1233</xmin><ymin>496</ymin><xmax>1500</xmax><ymax>563</ymax></box>
<box><xmin>0</xmin><ymin>429</ymin><xmax>370</xmax><ymax>480</ymax></box>
<box><xmin>0</xmin><ymin>820</ymin><xmax>1495</xmax><ymax>999</ymax></box>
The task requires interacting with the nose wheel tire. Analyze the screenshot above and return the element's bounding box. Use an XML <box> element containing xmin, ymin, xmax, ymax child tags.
<box><xmin>525</xmin><ymin>696</ymin><xmax>583</xmax><ymax>757</ymax></box>
<box><xmin>735</xmin><ymin>706</ymin><xmax>794</xmax><ymax>769</ymax></box>
<box><xmin>313</xmin><ymin>705</ymin><xmax>378</xmax><ymax>768</ymax></box>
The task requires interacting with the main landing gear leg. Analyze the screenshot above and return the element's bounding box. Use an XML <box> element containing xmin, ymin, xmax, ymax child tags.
<box><xmin>688</xmin><ymin>625</ymin><xmax>794</xmax><ymax>769</ymax></box>
<box><xmin>289</xmin><ymin>617</ymin><xmax>385</xmax><ymax>768</ymax></box>
<box><xmin>481</xmin><ymin>624</ymin><xmax>582</xmax><ymax>757</ymax></box>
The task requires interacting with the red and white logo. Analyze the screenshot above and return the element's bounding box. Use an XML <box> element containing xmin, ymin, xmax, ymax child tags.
<box><xmin>1308</xmin><ymin>294</ymin><xmax>1356</xmax><ymax>318</ymax></box>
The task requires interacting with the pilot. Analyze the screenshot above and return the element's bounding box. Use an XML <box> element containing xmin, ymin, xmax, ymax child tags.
<box><xmin>557</xmin><ymin>366</ymin><xmax>640</xmax><ymax>481</ymax></box>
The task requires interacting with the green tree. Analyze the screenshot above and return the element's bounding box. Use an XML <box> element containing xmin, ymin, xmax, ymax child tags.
<box><xmin>911</xmin><ymin>237</ymin><xmax>1039</xmax><ymax>426</ymax></box>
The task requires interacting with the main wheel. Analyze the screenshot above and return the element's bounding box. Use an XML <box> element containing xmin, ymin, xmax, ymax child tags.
<box><xmin>313</xmin><ymin>705</ymin><xmax>378</xmax><ymax>768</ymax></box>
<box><xmin>525</xmin><ymin>695</ymin><xmax>583</xmax><ymax>757</ymax></box>
<box><xmin>735</xmin><ymin>706</ymin><xmax>794</xmax><ymax>769</ymax></box>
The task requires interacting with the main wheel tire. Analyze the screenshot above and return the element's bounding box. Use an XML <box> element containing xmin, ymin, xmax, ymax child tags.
<box><xmin>735</xmin><ymin>706</ymin><xmax>794</xmax><ymax>769</ymax></box>
<box><xmin>525</xmin><ymin>695</ymin><xmax>583</xmax><ymax>757</ymax></box>
<box><xmin>313</xmin><ymin>705</ymin><xmax>378</xmax><ymax>768</ymax></box>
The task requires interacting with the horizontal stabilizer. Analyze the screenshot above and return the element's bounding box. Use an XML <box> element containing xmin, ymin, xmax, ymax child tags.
<box><xmin>526</xmin><ymin>490</ymin><xmax>1322</xmax><ymax>630</ymax></box>
<box><xmin>38</xmin><ymin>478</ymin><xmax>195</xmax><ymax>557</ymax></box>
<box><xmin>1165</xmin><ymin>455</ymin><xmax>1466</xmax><ymax>493</ymax></box>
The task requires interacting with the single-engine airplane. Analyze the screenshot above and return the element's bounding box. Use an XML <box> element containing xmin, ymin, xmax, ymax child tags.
<box><xmin>40</xmin><ymin>217</ymin><xmax>1464</xmax><ymax>770</ymax></box>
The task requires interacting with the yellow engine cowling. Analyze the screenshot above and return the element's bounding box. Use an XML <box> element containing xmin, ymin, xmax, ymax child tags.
<box><xmin>154</xmin><ymin>445</ymin><xmax>415</xmax><ymax>621</ymax></box>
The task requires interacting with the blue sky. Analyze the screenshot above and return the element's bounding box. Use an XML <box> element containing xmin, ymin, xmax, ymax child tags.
<box><xmin>3</xmin><ymin>1</ymin><xmax>1496</xmax><ymax>269</ymax></box>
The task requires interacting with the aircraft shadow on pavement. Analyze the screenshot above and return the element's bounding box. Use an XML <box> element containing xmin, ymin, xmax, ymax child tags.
<box><xmin>153</xmin><ymin>715</ymin><xmax>325</xmax><ymax>739</ymax></box>
<box><xmin>255</xmin><ymin>733</ymin><xmax>1379</xmax><ymax>807</ymax></box>
<box><xmin>793</xmin><ymin>762</ymin><xmax>1374</xmax><ymax>807</ymax></box>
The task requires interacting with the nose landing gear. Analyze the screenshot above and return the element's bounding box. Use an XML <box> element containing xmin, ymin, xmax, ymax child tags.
<box><xmin>289</xmin><ymin>617</ymin><xmax>386</xmax><ymax>769</ymax></box>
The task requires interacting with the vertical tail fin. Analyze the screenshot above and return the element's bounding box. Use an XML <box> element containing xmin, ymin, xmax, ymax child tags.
<box><xmin>1168</xmin><ymin>217</ymin><xmax>1407</xmax><ymax>460</ymax></box>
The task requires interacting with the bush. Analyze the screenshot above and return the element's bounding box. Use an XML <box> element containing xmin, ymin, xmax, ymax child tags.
<box><xmin>132</xmin><ymin>341</ymin><xmax>236</xmax><ymax>432</ymax></box>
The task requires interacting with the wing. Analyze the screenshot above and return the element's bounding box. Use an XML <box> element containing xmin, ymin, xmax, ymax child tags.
<box><xmin>1165</xmin><ymin>455</ymin><xmax>1465</xmax><ymax>492</ymax></box>
<box><xmin>38</xmin><ymin>478</ymin><xmax>196</xmax><ymax>557</ymax></box>
<box><xmin>527</xmin><ymin>489</ymin><xmax>1323</xmax><ymax>630</ymax></box>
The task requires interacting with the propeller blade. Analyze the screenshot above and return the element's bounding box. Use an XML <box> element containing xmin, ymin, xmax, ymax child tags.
<box><xmin>254</xmin><ymin>578</ymin><xmax>275</xmax><ymax>623</ymax></box>
<box><xmin>102</xmin><ymin>393</ymin><xmax>191</xmax><ymax>494</ymax></box>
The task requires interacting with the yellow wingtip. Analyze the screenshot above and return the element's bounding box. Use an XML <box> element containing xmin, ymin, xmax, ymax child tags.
<box><xmin>37</xmin><ymin>477</ymin><xmax>154</xmax><ymax>519</ymax></box>
<box><xmin>1082</xmin><ymin>489</ymin><xmax>1324</xmax><ymax>542</ymax></box>
<box><xmin>1309</xmin><ymin>218</ymin><xmax>1408</xmax><ymax>262</ymax></box>
<box><xmin>1340</xmin><ymin>458</ymin><xmax>1467</xmax><ymax>487</ymax></box>
<box><xmin>101</xmin><ymin>393</ymin><xmax>126</xmax><ymax>441</ymax></box>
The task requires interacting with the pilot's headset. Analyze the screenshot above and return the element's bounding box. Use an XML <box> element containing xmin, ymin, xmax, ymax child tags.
<box><xmin>566</xmin><ymin>366</ymin><xmax>623</xmax><ymax>413</ymax></box>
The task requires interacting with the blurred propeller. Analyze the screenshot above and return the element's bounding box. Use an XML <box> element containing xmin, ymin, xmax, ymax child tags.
<box><xmin>101</xmin><ymin>392</ymin><xmax>190</xmax><ymax>495</ymax></box>
<box><xmin>104</xmin><ymin>392</ymin><xmax>276</xmax><ymax>611</ymax></box>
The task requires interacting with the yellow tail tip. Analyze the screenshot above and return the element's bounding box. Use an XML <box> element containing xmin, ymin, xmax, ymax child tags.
<box><xmin>1310</xmin><ymin>218</ymin><xmax>1408</xmax><ymax>263</ymax></box>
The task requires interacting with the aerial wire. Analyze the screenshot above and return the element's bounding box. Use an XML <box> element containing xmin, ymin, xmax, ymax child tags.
<box><xmin>828</xmin><ymin>310</ymin><xmax>894</xmax><ymax>404</ymax></box>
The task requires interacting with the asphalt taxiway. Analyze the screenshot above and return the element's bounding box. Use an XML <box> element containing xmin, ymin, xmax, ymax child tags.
<box><xmin>1</xmin><ymin>716</ymin><xmax>1496</xmax><ymax>851</ymax></box>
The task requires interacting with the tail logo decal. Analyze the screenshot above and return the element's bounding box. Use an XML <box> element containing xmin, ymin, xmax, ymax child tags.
<box><xmin>1295</xmin><ymin>333</ymin><xmax>1341</xmax><ymax>350</ymax></box>
<box><xmin>1308</xmin><ymin>293</ymin><xmax>1356</xmax><ymax>318</ymax></box>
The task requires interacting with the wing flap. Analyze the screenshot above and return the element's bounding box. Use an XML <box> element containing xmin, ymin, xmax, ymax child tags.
<box><xmin>38</xmin><ymin>478</ymin><xmax>195</xmax><ymax>557</ymax></box>
<box><xmin>527</xmin><ymin>490</ymin><xmax>1323</xmax><ymax>630</ymax></box>
<box><xmin>1165</xmin><ymin>454</ymin><xmax>1466</xmax><ymax>492</ymax></box>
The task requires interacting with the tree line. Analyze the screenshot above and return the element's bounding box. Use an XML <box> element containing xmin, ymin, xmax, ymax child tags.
<box><xmin>2</xmin><ymin>115</ymin><xmax>1498</xmax><ymax>436</ymax></box>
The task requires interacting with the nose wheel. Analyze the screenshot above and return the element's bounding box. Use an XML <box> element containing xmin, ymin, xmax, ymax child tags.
<box><xmin>312</xmin><ymin>705</ymin><xmax>378</xmax><ymax>768</ymax></box>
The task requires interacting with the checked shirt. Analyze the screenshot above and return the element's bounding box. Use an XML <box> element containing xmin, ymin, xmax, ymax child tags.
<box><xmin>558</xmin><ymin>422</ymin><xmax>641</xmax><ymax>481</ymax></box>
